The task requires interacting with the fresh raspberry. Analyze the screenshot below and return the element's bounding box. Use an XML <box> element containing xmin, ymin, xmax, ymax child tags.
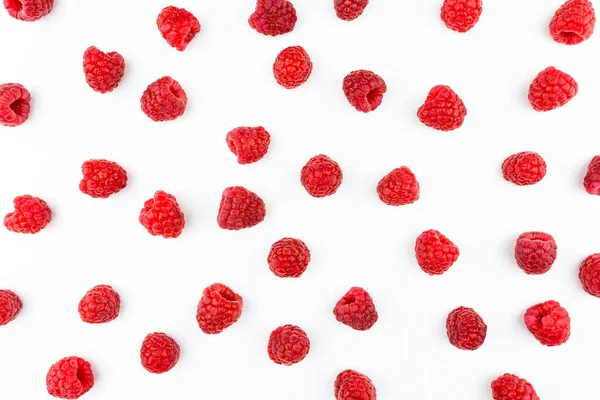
<box><xmin>524</xmin><ymin>300</ymin><xmax>570</xmax><ymax>346</ymax></box>
<box><xmin>267</xmin><ymin>324</ymin><xmax>310</xmax><ymax>365</ymax></box>
<box><xmin>217</xmin><ymin>186</ymin><xmax>266</xmax><ymax>230</ymax></box>
<box><xmin>268</xmin><ymin>238</ymin><xmax>311</xmax><ymax>278</ymax></box>
<box><xmin>4</xmin><ymin>195</ymin><xmax>52</xmax><ymax>234</ymax></box>
<box><xmin>300</xmin><ymin>154</ymin><xmax>343</xmax><ymax>198</ymax></box>
<box><xmin>333</xmin><ymin>287</ymin><xmax>378</xmax><ymax>331</ymax></box>
<box><xmin>446</xmin><ymin>306</ymin><xmax>487</xmax><ymax>350</ymax></box>
<box><xmin>583</xmin><ymin>156</ymin><xmax>600</xmax><ymax>195</ymax></box>
<box><xmin>273</xmin><ymin>46</ymin><xmax>313</xmax><ymax>89</ymax></box>
<box><xmin>196</xmin><ymin>283</ymin><xmax>243</xmax><ymax>334</ymax></box>
<box><xmin>502</xmin><ymin>151</ymin><xmax>546</xmax><ymax>186</ymax></box>
<box><xmin>226</xmin><ymin>126</ymin><xmax>271</xmax><ymax>164</ymax></box>
<box><xmin>79</xmin><ymin>159</ymin><xmax>128</xmax><ymax>199</ymax></box>
<box><xmin>139</xmin><ymin>190</ymin><xmax>185</xmax><ymax>238</ymax></box>
<box><xmin>417</xmin><ymin>85</ymin><xmax>467</xmax><ymax>131</ymax></box>
<box><xmin>342</xmin><ymin>70</ymin><xmax>387</xmax><ymax>112</ymax></box>
<box><xmin>579</xmin><ymin>253</ymin><xmax>600</xmax><ymax>297</ymax></box>
<box><xmin>415</xmin><ymin>229</ymin><xmax>460</xmax><ymax>275</ymax></box>
<box><xmin>549</xmin><ymin>0</ymin><xmax>596</xmax><ymax>45</ymax></box>
<box><xmin>377</xmin><ymin>166</ymin><xmax>420</xmax><ymax>206</ymax></box>
<box><xmin>140</xmin><ymin>76</ymin><xmax>187</xmax><ymax>122</ymax></box>
<box><xmin>334</xmin><ymin>0</ymin><xmax>369</xmax><ymax>21</ymax></box>
<box><xmin>441</xmin><ymin>0</ymin><xmax>483</xmax><ymax>33</ymax></box>
<box><xmin>491</xmin><ymin>374</ymin><xmax>539</xmax><ymax>400</ymax></box>
<box><xmin>140</xmin><ymin>332</ymin><xmax>180</xmax><ymax>373</ymax></box>
<box><xmin>3</xmin><ymin>0</ymin><xmax>53</xmax><ymax>21</ymax></box>
<box><xmin>334</xmin><ymin>370</ymin><xmax>376</xmax><ymax>400</ymax></box>
<box><xmin>514</xmin><ymin>232</ymin><xmax>557</xmax><ymax>275</ymax></box>
<box><xmin>82</xmin><ymin>46</ymin><xmax>125</xmax><ymax>94</ymax></box>
<box><xmin>157</xmin><ymin>6</ymin><xmax>201</xmax><ymax>51</ymax></box>
<box><xmin>0</xmin><ymin>83</ymin><xmax>31</xmax><ymax>127</ymax></box>
<box><xmin>46</xmin><ymin>356</ymin><xmax>94</xmax><ymax>399</ymax></box>
<box><xmin>528</xmin><ymin>67</ymin><xmax>577</xmax><ymax>112</ymax></box>
<box><xmin>0</xmin><ymin>290</ymin><xmax>22</xmax><ymax>326</ymax></box>
<box><xmin>248</xmin><ymin>0</ymin><xmax>297</xmax><ymax>36</ymax></box>
<box><xmin>78</xmin><ymin>285</ymin><xmax>120</xmax><ymax>324</ymax></box>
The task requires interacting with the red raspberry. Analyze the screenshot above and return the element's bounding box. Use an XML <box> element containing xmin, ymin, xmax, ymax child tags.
<box><xmin>301</xmin><ymin>154</ymin><xmax>343</xmax><ymax>197</ymax></box>
<box><xmin>79</xmin><ymin>159</ymin><xmax>128</xmax><ymax>199</ymax></box>
<box><xmin>415</xmin><ymin>229</ymin><xmax>460</xmax><ymax>275</ymax></box>
<box><xmin>528</xmin><ymin>66</ymin><xmax>577</xmax><ymax>112</ymax></box>
<box><xmin>273</xmin><ymin>46</ymin><xmax>313</xmax><ymax>89</ymax></box>
<box><xmin>514</xmin><ymin>232</ymin><xmax>557</xmax><ymax>275</ymax></box>
<box><xmin>417</xmin><ymin>85</ymin><xmax>467</xmax><ymax>131</ymax></box>
<box><xmin>579</xmin><ymin>253</ymin><xmax>600</xmax><ymax>297</ymax></box>
<box><xmin>248</xmin><ymin>0</ymin><xmax>297</xmax><ymax>36</ymax></box>
<box><xmin>82</xmin><ymin>46</ymin><xmax>125</xmax><ymax>94</ymax></box>
<box><xmin>78</xmin><ymin>285</ymin><xmax>120</xmax><ymax>324</ymax></box>
<box><xmin>226</xmin><ymin>126</ymin><xmax>271</xmax><ymax>164</ymax></box>
<box><xmin>267</xmin><ymin>237</ymin><xmax>311</xmax><ymax>278</ymax></box>
<box><xmin>140</xmin><ymin>76</ymin><xmax>187</xmax><ymax>122</ymax></box>
<box><xmin>267</xmin><ymin>324</ymin><xmax>310</xmax><ymax>365</ymax></box>
<box><xmin>441</xmin><ymin>0</ymin><xmax>483</xmax><ymax>33</ymax></box>
<box><xmin>140</xmin><ymin>332</ymin><xmax>180</xmax><ymax>373</ymax></box>
<box><xmin>196</xmin><ymin>283</ymin><xmax>243</xmax><ymax>334</ymax></box>
<box><xmin>4</xmin><ymin>195</ymin><xmax>52</xmax><ymax>234</ymax></box>
<box><xmin>3</xmin><ymin>0</ymin><xmax>53</xmax><ymax>21</ymax></box>
<box><xmin>583</xmin><ymin>155</ymin><xmax>600</xmax><ymax>195</ymax></box>
<box><xmin>549</xmin><ymin>0</ymin><xmax>596</xmax><ymax>45</ymax></box>
<box><xmin>502</xmin><ymin>151</ymin><xmax>546</xmax><ymax>186</ymax></box>
<box><xmin>157</xmin><ymin>6</ymin><xmax>201</xmax><ymax>51</ymax></box>
<box><xmin>446</xmin><ymin>306</ymin><xmax>487</xmax><ymax>350</ymax></box>
<box><xmin>333</xmin><ymin>287</ymin><xmax>378</xmax><ymax>331</ymax></box>
<box><xmin>139</xmin><ymin>190</ymin><xmax>185</xmax><ymax>238</ymax></box>
<box><xmin>0</xmin><ymin>290</ymin><xmax>22</xmax><ymax>326</ymax></box>
<box><xmin>377</xmin><ymin>166</ymin><xmax>420</xmax><ymax>206</ymax></box>
<box><xmin>342</xmin><ymin>70</ymin><xmax>387</xmax><ymax>112</ymax></box>
<box><xmin>46</xmin><ymin>356</ymin><xmax>94</xmax><ymax>399</ymax></box>
<box><xmin>524</xmin><ymin>300</ymin><xmax>570</xmax><ymax>346</ymax></box>
<box><xmin>0</xmin><ymin>83</ymin><xmax>31</xmax><ymax>127</ymax></box>
<box><xmin>334</xmin><ymin>370</ymin><xmax>376</xmax><ymax>400</ymax></box>
<box><xmin>334</xmin><ymin>0</ymin><xmax>369</xmax><ymax>21</ymax></box>
<box><xmin>491</xmin><ymin>374</ymin><xmax>540</xmax><ymax>400</ymax></box>
<box><xmin>217</xmin><ymin>186</ymin><xmax>266</xmax><ymax>230</ymax></box>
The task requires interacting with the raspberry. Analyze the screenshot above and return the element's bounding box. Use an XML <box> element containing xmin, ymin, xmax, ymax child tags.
<box><xmin>226</xmin><ymin>126</ymin><xmax>271</xmax><ymax>164</ymax></box>
<box><xmin>82</xmin><ymin>46</ymin><xmax>125</xmax><ymax>93</ymax></box>
<box><xmin>78</xmin><ymin>285</ymin><xmax>120</xmax><ymax>324</ymax></box>
<box><xmin>417</xmin><ymin>85</ymin><xmax>467</xmax><ymax>131</ymax></box>
<box><xmin>0</xmin><ymin>290</ymin><xmax>22</xmax><ymax>326</ymax></box>
<box><xmin>514</xmin><ymin>232</ymin><xmax>557</xmax><ymax>275</ymax></box>
<box><xmin>217</xmin><ymin>186</ymin><xmax>266</xmax><ymax>230</ymax></box>
<box><xmin>0</xmin><ymin>83</ymin><xmax>31</xmax><ymax>127</ymax></box>
<box><xmin>579</xmin><ymin>253</ymin><xmax>600</xmax><ymax>297</ymax></box>
<box><xmin>342</xmin><ymin>70</ymin><xmax>387</xmax><ymax>112</ymax></box>
<box><xmin>524</xmin><ymin>300</ymin><xmax>570</xmax><ymax>346</ymax></box>
<box><xmin>79</xmin><ymin>159</ymin><xmax>128</xmax><ymax>199</ymax></box>
<box><xmin>415</xmin><ymin>229</ymin><xmax>460</xmax><ymax>275</ymax></box>
<box><xmin>273</xmin><ymin>46</ymin><xmax>313</xmax><ymax>89</ymax></box>
<box><xmin>333</xmin><ymin>287</ymin><xmax>378</xmax><ymax>331</ymax></box>
<box><xmin>441</xmin><ymin>0</ymin><xmax>483</xmax><ymax>33</ymax></box>
<box><xmin>3</xmin><ymin>0</ymin><xmax>53</xmax><ymax>21</ymax></box>
<box><xmin>549</xmin><ymin>0</ymin><xmax>596</xmax><ymax>45</ymax></box>
<box><xmin>139</xmin><ymin>190</ymin><xmax>185</xmax><ymax>238</ymax></box>
<box><xmin>267</xmin><ymin>324</ymin><xmax>310</xmax><ymax>365</ymax></box>
<box><xmin>377</xmin><ymin>166</ymin><xmax>420</xmax><ymax>206</ymax></box>
<box><xmin>334</xmin><ymin>370</ymin><xmax>376</xmax><ymax>400</ymax></box>
<box><xmin>4</xmin><ymin>195</ymin><xmax>52</xmax><ymax>234</ymax></box>
<box><xmin>583</xmin><ymin>156</ymin><xmax>600</xmax><ymax>195</ymax></box>
<box><xmin>528</xmin><ymin>66</ymin><xmax>577</xmax><ymax>112</ymax></box>
<box><xmin>248</xmin><ymin>0</ymin><xmax>297</xmax><ymax>36</ymax></box>
<box><xmin>502</xmin><ymin>151</ymin><xmax>546</xmax><ymax>186</ymax></box>
<box><xmin>301</xmin><ymin>154</ymin><xmax>343</xmax><ymax>197</ymax></box>
<box><xmin>334</xmin><ymin>0</ymin><xmax>369</xmax><ymax>21</ymax></box>
<box><xmin>140</xmin><ymin>332</ymin><xmax>180</xmax><ymax>373</ymax></box>
<box><xmin>446</xmin><ymin>306</ymin><xmax>487</xmax><ymax>350</ymax></box>
<box><xmin>196</xmin><ymin>283</ymin><xmax>243</xmax><ymax>334</ymax></box>
<box><xmin>46</xmin><ymin>356</ymin><xmax>94</xmax><ymax>399</ymax></box>
<box><xmin>140</xmin><ymin>76</ymin><xmax>187</xmax><ymax>122</ymax></box>
<box><xmin>491</xmin><ymin>374</ymin><xmax>540</xmax><ymax>400</ymax></box>
<box><xmin>157</xmin><ymin>6</ymin><xmax>201</xmax><ymax>51</ymax></box>
<box><xmin>268</xmin><ymin>237</ymin><xmax>311</xmax><ymax>278</ymax></box>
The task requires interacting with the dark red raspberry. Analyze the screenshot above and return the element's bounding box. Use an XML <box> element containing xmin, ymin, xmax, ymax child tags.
<box><xmin>333</xmin><ymin>287</ymin><xmax>378</xmax><ymax>331</ymax></box>
<box><xmin>248</xmin><ymin>0</ymin><xmax>297</xmax><ymax>36</ymax></box>
<box><xmin>342</xmin><ymin>70</ymin><xmax>387</xmax><ymax>112</ymax></box>
<box><xmin>502</xmin><ymin>151</ymin><xmax>546</xmax><ymax>186</ymax></box>
<box><xmin>579</xmin><ymin>253</ymin><xmax>600</xmax><ymax>297</ymax></box>
<box><xmin>417</xmin><ymin>85</ymin><xmax>467</xmax><ymax>131</ymax></box>
<box><xmin>157</xmin><ymin>6</ymin><xmax>201</xmax><ymax>51</ymax></box>
<box><xmin>0</xmin><ymin>290</ymin><xmax>22</xmax><ymax>326</ymax></box>
<box><xmin>446</xmin><ymin>306</ymin><xmax>487</xmax><ymax>350</ymax></box>
<box><xmin>583</xmin><ymin>156</ymin><xmax>600</xmax><ymax>195</ymax></box>
<box><xmin>82</xmin><ymin>46</ymin><xmax>125</xmax><ymax>94</ymax></box>
<box><xmin>334</xmin><ymin>370</ymin><xmax>376</xmax><ymax>400</ymax></box>
<box><xmin>140</xmin><ymin>332</ymin><xmax>180</xmax><ymax>373</ymax></box>
<box><xmin>4</xmin><ymin>195</ymin><xmax>52</xmax><ymax>234</ymax></box>
<box><xmin>46</xmin><ymin>356</ymin><xmax>94</xmax><ymax>399</ymax></box>
<box><xmin>268</xmin><ymin>237</ymin><xmax>311</xmax><ymax>278</ymax></box>
<box><xmin>524</xmin><ymin>300</ymin><xmax>570</xmax><ymax>346</ymax></box>
<box><xmin>514</xmin><ymin>232</ymin><xmax>557</xmax><ymax>275</ymax></box>
<box><xmin>140</xmin><ymin>76</ymin><xmax>187</xmax><ymax>122</ymax></box>
<box><xmin>528</xmin><ymin>66</ymin><xmax>577</xmax><ymax>112</ymax></box>
<box><xmin>301</xmin><ymin>154</ymin><xmax>343</xmax><ymax>198</ymax></box>
<box><xmin>334</xmin><ymin>0</ymin><xmax>369</xmax><ymax>21</ymax></box>
<box><xmin>0</xmin><ymin>83</ymin><xmax>31</xmax><ymax>127</ymax></box>
<box><xmin>226</xmin><ymin>126</ymin><xmax>271</xmax><ymax>164</ymax></box>
<box><xmin>377</xmin><ymin>166</ymin><xmax>420</xmax><ymax>206</ymax></box>
<box><xmin>79</xmin><ymin>159</ymin><xmax>128</xmax><ymax>199</ymax></box>
<box><xmin>78</xmin><ymin>285</ymin><xmax>120</xmax><ymax>324</ymax></box>
<box><xmin>550</xmin><ymin>0</ymin><xmax>596</xmax><ymax>45</ymax></box>
<box><xmin>3</xmin><ymin>0</ymin><xmax>53</xmax><ymax>21</ymax></box>
<box><xmin>267</xmin><ymin>324</ymin><xmax>310</xmax><ymax>365</ymax></box>
<box><xmin>491</xmin><ymin>374</ymin><xmax>539</xmax><ymax>400</ymax></box>
<box><xmin>196</xmin><ymin>283</ymin><xmax>243</xmax><ymax>334</ymax></box>
<box><xmin>415</xmin><ymin>229</ymin><xmax>460</xmax><ymax>275</ymax></box>
<box><xmin>441</xmin><ymin>0</ymin><xmax>483</xmax><ymax>33</ymax></box>
<box><xmin>273</xmin><ymin>46</ymin><xmax>313</xmax><ymax>89</ymax></box>
<box><xmin>217</xmin><ymin>186</ymin><xmax>266</xmax><ymax>230</ymax></box>
<box><xmin>139</xmin><ymin>190</ymin><xmax>185</xmax><ymax>238</ymax></box>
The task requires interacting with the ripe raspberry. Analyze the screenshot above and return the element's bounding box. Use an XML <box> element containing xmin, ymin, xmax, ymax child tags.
<box><xmin>333</xmin><ymin>287</ymin><xmax>378</xmax><ymax>331</ymax></box>
<box><xmin>217</xmin><ymin>186</ymin><xmax>266</xmax><ymax>230</ymax></box>
<box><xmin>82</xmin><ymin>46</ymin><xmax>125</xmax><ymax>93</ymax></box>
<box><xmin>301</xmin><ymin>154</ymin><xmax>343</xmax><ymax>197</ymax></box>
<box><xmin>157</xmin><ymin>6</ymin><xmax>201</xmax><ymax>51</ymax></box>
<box><xmin>342</xmin><ymin>70</ymin><xmax>387</xmax><ymax>112</ymax></box>
<box><xmin>334</xmin><ymin>0</ymin><xmax>369</xmax><ymax>21</ymax></box>
<box><xmin>514</xmin><ymin>232</ymin><xmax>557</xmax><ymax>275</ymax></box>
<box><xmin>579</xmin><ymin>253</ymin><xmax>600</xmax><ymax>297</ymax></box>
<box><xmin>140</xmin><ymin>76</ymin><xmax>187</xmax><ymax>122</ymax></box>
<box><xmin>334</xmin><ymin>370</ymin><xmax>376</xmax><ymax>400</ymax></box>
<box><xmin>417</xmin><ymin>85</ymin><xmax>467</xmax><ymax>131</ymax></box>
<box><xmin>267</xmin><ymin>324</ymin><xmax>310</xmax><ymax>365</ymax></box>
<box><xmin>140</xmin><ymin>332</ymin><xmax>180</xmax><ymax>373</ymax></box>
<box><xmin>441</xmin><ymin>0</ymin><xmax>483</xmax><ymax>33</ymax></box>
<box><xmin>0</xmin><ymin>290</ymin><xmax>22</xmax><ymax>326</ymax></box>
<box><xmin>502</xmin><ymin>151</ymin><xmax>546</xmax><ymax>186</ymax></box>
<box><xmin>273</xmin><ymin>46</ymin><xmax>313</xmax><ymax>89</ymax></box>
<box><xmin>0</xmin><ymin>83</ymin><xmax>31</xmax><ymax>127</ymax></box>
<box><xmin>528</xmin><ymin>67</ymin><xmax>577</xmax><ymax>111</ymax></box>
<box><xmin>248</xmin><ymin>0</ymin><xmax>297</xmax><ymax>36</ymax></box>
<box><xmin>377</xmin><ymin>166</ymin><xmax>420</xmax><ymax>206</ymax></box>
<box><xmin>139</xmin><ymin>190</ymin><xmax>185</xmax><ymax>238</ymax></box>
<box><xmin>4</xmin><ymin>195</ymin><xmax>52</xmax><ymax>234</ymax></box>
<box><xmin>268</xmin><ymin>238</ymin><xmax>311</xmax><ymax>278</ymax></box>
<box><xmin>46</xmin><ymin>356</ymin><xmax>94</xmax><ymax>399</ymax></box>
<box><xmin>3</xmin><ymin>0</ymin><xmax>53</xmax><ymax>21</ymax></box>
<box><xmin>549</xmin><ymin>0</ymin><xmax>596</xmax><ymax>45</ymax></box>
<box><xmin>79</xmin><ymin>159</ymin><xmax>128</xmax><ymax>199</ymax></box>
<box><xmin>583</xmin><ymin>156</ymin><xmax>600</xmax><ymax>195</ymax></box>
<box><xmin>446</xmin><ymin>306</ymin><xmax>487</xmax><ymax>350</ymax></box>
<box><xmin>196</xmin><ymin>283</ymin><xmax>243</xmax><ymax>334</ymax></box>
<box><xmin>415</xmin><ymin>229</ymin><xmax>460</xmax><ymax>275</ymax></box>
<box><xmin>78</xmin><ymin>285</ymin><xmax>120</xmax><ymax>324</ymax></box>
<box><xmin>491</xmin><ymin>374</ymin><xmax>539</xmax><ymax>400</ymax></box>
<box><xmin>226</xmin><ymin>126</ymin><xmax>271</xmax><ymax>164</ymax></box>
<box><xmin>524</xmin><ymin>300</ymin><xmax>570</xmax><ymax>346</ymax></box>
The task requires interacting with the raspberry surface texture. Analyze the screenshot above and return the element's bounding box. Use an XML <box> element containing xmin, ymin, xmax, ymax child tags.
<box><xmin>514</xmin><ymin>232</ymin><xmax>557</xmax><ymax>275</ymax></box>
<box><xmin>0</xmin><ymin>83</ymin><xmax>31</xmax><ymax>127</ymax></box>
<box><xmin>46</xmin><ymin>356</ymin><xmax>94</xmax><ymax>399</ymax></box>
<box><xmin>82</xmin><ymin>46</ymin><xmax>125</xmax><ymax>93</ymax></box>
<box><xmin>342</xmin><ymin>70</ymin><xmax>387</xmax><ymax>112</ymax></box>
<box><xmin>524</xmin><ymin>300</ymin><xmax>570</xmax><ymax>346</ymax></box>
<box><xmin>377</xmin><ymin>166</ymin><xmax>420</xmax><ymax>206</ymax></box>
<box><xmin>502</xmin><ymin>151</ymin><xmax>546</xmax><ymax>186</ymax></box>
<box><xmin>446</xmin><ymin>306</ymin><xmax>487</xmax><ymax>350</ymax></box>
<box><xmin>226</xmin><ymin>126</ymin><xmax>271</xmax><ymax>164</ymax></box>
<box><xmin>140</xmin><ymin>76</ymin><xmax>187</xmax><ymax>121</ymax></box>
<box><xmin>550</xmin><ymin>0</ymin><xmax>596</xmax><ymax>45</ymax></box>
<box><xmin>248</xmin><ymin>0</ymin><xmax>297</xmax><ymax>36</ymax></box>
<box><xmin>0</xmin><ymin>290</ymin><xmax>22</xmax><ymax>326</ymax></box>
<box><xmin>267</xmin><ymin>237</ymin><xmax>311</xmax><ymax>278</ymax></box>
<box><xmin>334</xmin><ymin>0</ymin><xmax>369</xmax><ymax>21</ymax></box>
<box><xmin>78</xmin><ymin>285</ymin><xmax>120</xmax><ymax>324</ymax></box>
<box><xmin>300</xmin><ymin>154</ymin><xmax>343</xmax><ymax>197</ymax></box>
<box><xmin>273</xmin><ymin>46</ymin><xmax>313</xmax><ymax>89</ymax></box>
<box><xmin>491</xmin><ymin>374</ymin><xmax>539</xmax><ymax>400</ymax></box>
<box><xmin>441</xmin><ymin>0</ymin><xmax>483</xmax><ymax>32</ymax></box>
<box><xmin>335</xmin><ymin>370</ymin><xmax>377</xmax><ymax>400</ymax></box>
<box><xmin>4</xmin><ymin>195</ymin><xmax>52</xmax><ymax>234</ymax></box>
<box><xmin>196</xmin><ymin>283</ymin><xmax>243</xmax><ymax>334</ymax></box>
<box><xmin>140</xmin><ymin>332</ymin><xmax>180</xmax><ymax>373</ymax></box>
<box><xmin>3</xmin><ymin>0</ymin><xmax>53</xmax><ymax>21</ymax></box>
<box><xmin>333</xmin><ymin>287</ymin><xmax>378</xmax><ymax>331</ymax></box>
<box><xmin>415</xmin><ymin>229</ymin><xmax>460</xmax><ymax>275</ymax></box>
<box><xmin>583</xmin><ymin>156</ymin><xmax>600</xmax><ymax>195</ymax></box>
<box><xmin>267</xmin><ymin>324</ymin><xmax>310</xmax><ymax>365</ymax></box>
<box><xmin>139</xmin><ymin>190</ymin><xmax>185</xmax><ymax>238</ymax></box>
<box><xmin>79</xmin><ymin>159</ymin><xmax>128</xmax><ymax>198</ymax></box>
<box><xmin>217</xmin><ymin>186</ymin><xmax>266</xmax><ymax>230</ymax></box>
<box><xmin>528</xmin><ymin>66</ymin><xmax>577</xmax><ymax>111</ymax></box>
<box><xmin>579</xmin><ymin>253</ymin><xmax>600</xmax><ymax>297</ymax></box>
<box><xmin>417</xmin><ymin>85</ymin><xmax>467</xmax><ymax>131</ymax></box>
<box><xmin>157</xmin><ymin>6</ymin><xmax>200</xmax><ymax>51</ymax></box>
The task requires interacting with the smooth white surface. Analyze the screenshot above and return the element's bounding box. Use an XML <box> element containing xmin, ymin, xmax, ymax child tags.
<box><xmin>0</xmin><ymin>0</ymin><xmax>599</xmax><ymax>398</ymax></box>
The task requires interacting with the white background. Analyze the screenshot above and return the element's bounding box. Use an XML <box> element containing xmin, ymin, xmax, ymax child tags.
<box><xmin>0</xmin><ymin>0</ymin><xmax>599</xmax><ymax>398</ymax></box>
